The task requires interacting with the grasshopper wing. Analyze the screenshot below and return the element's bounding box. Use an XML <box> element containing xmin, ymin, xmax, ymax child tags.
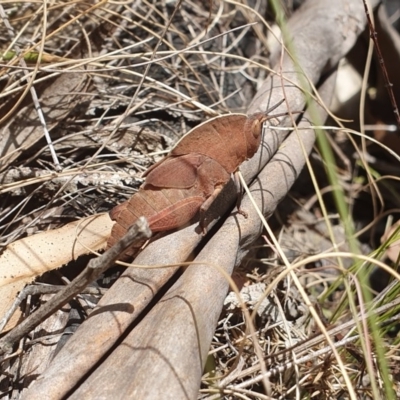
<box><xmin>143</xmin><ymin>153</ymin><xmax>207</xmax><ymax>189</ymax></box>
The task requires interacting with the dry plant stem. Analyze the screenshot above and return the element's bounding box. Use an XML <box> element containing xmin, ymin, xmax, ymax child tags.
<box><xmin>67</xmin><ymin>73</ymin><xmax>336</xmax><ymax>400</ymax></box>
<box><xmin>0</xmin><ymin>4</ymin><xmax>59</xmax><ymax>166</ymax></box>
<box><xmin>0</xmin><ymin>71</ymin><xmax>88</xmax><ymax>172</ymax></box>
<box><xmin>227</xmin><ymin>290</ymin><xmax>400</xmax><ymax>390</ymax></box>
<box><xmin>0</xmin><ymin>217</ymin><xmax>151</xmax><ymax>357</ymax></box>
<box><xmin>369</xmin><ymin>3</ymin><xmax>400</xmax><ymax>130</ymax></box>
<box><xmin>24</xmin><ymin>0</ymin><xmax>367</xmax><ymax>397</ymax></box>
<box><xmin>0</xmin><ymin>285</ymin><xmax>106</xmax><ymax>333</ymax></box>
<box><xmin>362</xmin><ymin>0</ymin><xmax>400</xmax><ymax>127</ymax></box>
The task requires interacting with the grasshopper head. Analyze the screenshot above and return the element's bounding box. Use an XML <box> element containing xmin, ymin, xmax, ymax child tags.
<box><xmin>244</xmin><ymin>113</ymin><xmax>268</xmax><ymax>159</ymax></box>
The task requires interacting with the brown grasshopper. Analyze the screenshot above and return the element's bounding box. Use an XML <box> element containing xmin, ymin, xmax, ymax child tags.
<box><xmin>107</xmin><ymin>101</ymin><xmax>287</xmax><ymax>256</ymax></box>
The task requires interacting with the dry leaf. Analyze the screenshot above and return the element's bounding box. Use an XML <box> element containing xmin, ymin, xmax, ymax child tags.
<box><xmin>0</xmin><ymin>213</ymin><xmax>112</xmax><ymax>330</ymax></box>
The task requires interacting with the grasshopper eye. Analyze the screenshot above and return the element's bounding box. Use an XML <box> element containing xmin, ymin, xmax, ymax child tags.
<box><xmin>251</xmin><ymin>119</ymin><xmax>262</xmax><ymax>138</ymax></box>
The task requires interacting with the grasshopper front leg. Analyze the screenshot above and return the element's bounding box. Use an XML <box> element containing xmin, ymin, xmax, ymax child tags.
<box><xmin>233</xmin><ymin>170</ymin><xmax>248</xmax><ymax>219</ymax></box>
<box><xmin>198</xmin><ymin>185</ymin><xmax>224</xmax><ymax>234</ymax></box>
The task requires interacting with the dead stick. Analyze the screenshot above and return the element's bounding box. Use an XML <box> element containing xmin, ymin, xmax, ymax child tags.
<box><xmin>362</xmin><ymin>0</ymin><xmax>400</xmax><ymax>128</ymax></box>
<box><xmin>0</xmin><ymin>217</ymin><xmax>151</xmax><ymax>356</ymax></box>
<box><xmin>0</xmin><ymin>285</ymin><xmax>106</xmax><ymax>332</ymax></box>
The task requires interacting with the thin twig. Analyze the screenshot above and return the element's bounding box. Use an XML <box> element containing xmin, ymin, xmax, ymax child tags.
<box><xmin>0</xmin><ymin>4</ymin><xmax>60</xmax><ymax>166</ymax></box>
<box><xmin>0</xmin><ymin>284</ymin><xmax>106</xmax><ymax>333</ymax></box>
<box><xmin>362</xmin><ymin>0</ymin><xmax>400</xmax><ymax>128</ymax></box>
<box><xmin>0</xmin><ymin>217</ymin><xmax>151</xmax><ymax>357</ymax></box>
